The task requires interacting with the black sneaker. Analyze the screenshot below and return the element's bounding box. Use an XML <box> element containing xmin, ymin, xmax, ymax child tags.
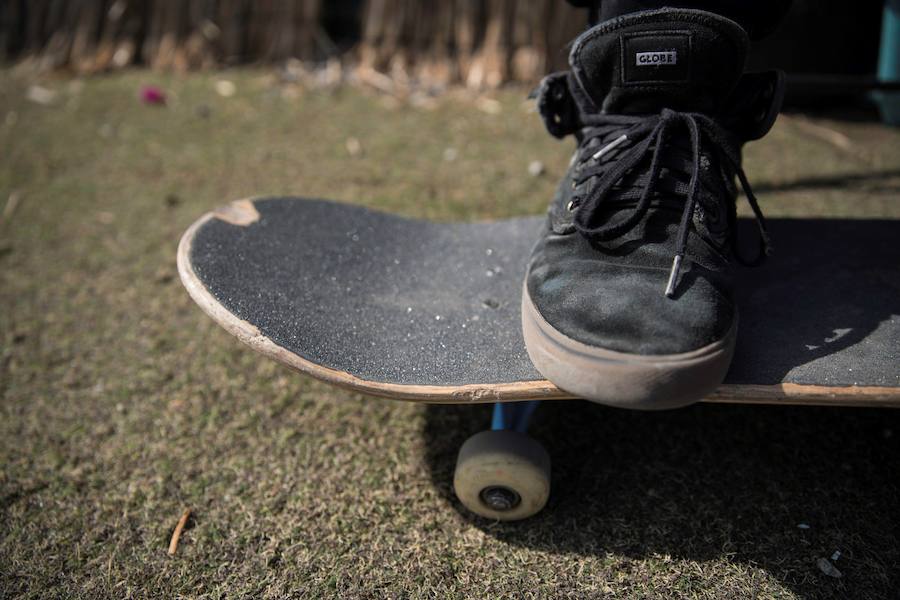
<box><xmin>522</xmin><ymin>8</ymin><xmax>784</xmax><ymax>409</ymax></box>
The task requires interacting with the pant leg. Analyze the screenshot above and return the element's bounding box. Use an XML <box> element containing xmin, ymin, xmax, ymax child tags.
<box><xmin>597</xmin><ymin>0</ymin><xmax>792</xmax><ymax>40</ymax></box>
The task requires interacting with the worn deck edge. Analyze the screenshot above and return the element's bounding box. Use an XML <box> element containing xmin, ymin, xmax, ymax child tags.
<box><xmin>177</xmin><ymin>200</ymin><xmax>900</xmax><ymax>408</ymax></box>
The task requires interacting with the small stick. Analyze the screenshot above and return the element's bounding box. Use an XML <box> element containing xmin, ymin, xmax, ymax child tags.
<box><xmin>167</xmin><ymin>508</ymin><xmax>192</xmax><ymax>556</ymax></box>
<box><xmin>2</xmin><ymin>191</ymin><xmax>22</xmax><ymax>225</ymax></box>
<box><xmin>782</xmin><ymin>114</ymin><xmax>855</xmax><ymax>152</ymax></box>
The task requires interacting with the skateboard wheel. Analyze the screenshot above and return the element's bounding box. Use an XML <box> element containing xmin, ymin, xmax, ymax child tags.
<box><xmin>453</xmin><ymin>430</ymin><xmax>551</xmax><ymax>521</ymax></box>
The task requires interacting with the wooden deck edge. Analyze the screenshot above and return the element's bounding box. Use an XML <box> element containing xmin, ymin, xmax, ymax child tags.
<box><xmin>705</xmin><ymin>384</ymin><xmax>900</xmax><ymax>408</ymax></box>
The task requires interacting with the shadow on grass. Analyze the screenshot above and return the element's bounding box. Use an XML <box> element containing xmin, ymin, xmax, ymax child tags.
<box><xmin>423</xmin><ymin>402</ymin><xmax>900</xmax><ymax>599</ymax></box>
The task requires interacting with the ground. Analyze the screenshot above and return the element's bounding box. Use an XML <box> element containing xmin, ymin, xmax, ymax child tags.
<box><xmin>1</xmin><ymin>68</ymin><xmax>899</xmax><ymax>600</ymax></box>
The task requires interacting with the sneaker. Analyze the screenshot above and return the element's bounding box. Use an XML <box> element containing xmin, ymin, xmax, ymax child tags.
<box><xmin>522</xmin><ymin>8</ymin><xmax>784</xmax><ymax>409</ymax></box>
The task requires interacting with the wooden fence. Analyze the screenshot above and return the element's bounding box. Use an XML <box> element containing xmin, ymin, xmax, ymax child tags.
<box><xmin>0</xmin><ymin>0</ymin><xmax>585</xmax><ymax>87</ymax></box>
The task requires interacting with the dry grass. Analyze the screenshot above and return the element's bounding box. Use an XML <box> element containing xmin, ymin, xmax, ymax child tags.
<box><xmin>1</xmin><ymin>67</ymin><xmax>899</xmax><ymax>599</ymax></box>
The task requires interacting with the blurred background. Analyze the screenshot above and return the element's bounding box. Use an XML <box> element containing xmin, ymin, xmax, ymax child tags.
<box><xmin>0</xmin><ymin>0</ymin><xmax>893</xmax><ymax>106</ymax></box>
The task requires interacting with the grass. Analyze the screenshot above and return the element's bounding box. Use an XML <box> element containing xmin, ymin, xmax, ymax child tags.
<box><xmin>1</xmin><ymin>67</ymin><xmax>899</xmax><ymax>599</ymax></box>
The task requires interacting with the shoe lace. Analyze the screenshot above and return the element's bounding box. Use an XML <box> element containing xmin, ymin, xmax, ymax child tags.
<box><xmin>569</xmin><ymin>108</ymin><xmax>771</xmax><ymax>298</ymax></box>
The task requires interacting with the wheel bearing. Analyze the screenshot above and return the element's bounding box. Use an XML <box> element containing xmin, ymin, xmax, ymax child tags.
<box><xmin>479</xmin><ymin>485</ymin><xmax>521</xmax><ymax>512</ymax></box>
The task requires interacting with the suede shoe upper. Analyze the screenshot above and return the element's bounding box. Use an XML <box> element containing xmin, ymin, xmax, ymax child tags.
<box><xmin>526</xmin><ymin>8</ymin><xmax>784</xmax><ymax>356</ymax></box>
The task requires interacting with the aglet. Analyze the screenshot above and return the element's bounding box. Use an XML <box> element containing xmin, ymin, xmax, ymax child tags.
<box><xmin>592</xmin><ymin>134</ymin><xmax>628</xmax><ymax>161</ymax></box>
<box><xmin>665</xmin><ymin>255</ymin><xmax>683</xmax><ymax>298</ymax></box>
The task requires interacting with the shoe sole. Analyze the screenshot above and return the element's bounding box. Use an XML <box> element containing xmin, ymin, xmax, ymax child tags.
<box><xmin>521</xmin><ymin>282</ymin><xmax>736</xmax><ymax>410</ymax></box>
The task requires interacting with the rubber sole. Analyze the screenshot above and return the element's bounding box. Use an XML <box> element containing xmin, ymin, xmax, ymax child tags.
<box><xmin>521</xmin><ymin>282</ymin><xmax>737</xmax><ymax>410</ymax></box>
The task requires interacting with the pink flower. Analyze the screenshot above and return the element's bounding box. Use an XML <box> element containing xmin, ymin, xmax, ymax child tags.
<box><xmin>140</xmin><ymin>85</ymin><xmax>167</xmax><ymax>105</ymax></box>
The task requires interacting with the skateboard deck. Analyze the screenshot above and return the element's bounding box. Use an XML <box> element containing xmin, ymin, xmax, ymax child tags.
<box><xmin>178</xmin><ymin>197</ymin><xmax>900</xmax><ymax>408</ymax></box>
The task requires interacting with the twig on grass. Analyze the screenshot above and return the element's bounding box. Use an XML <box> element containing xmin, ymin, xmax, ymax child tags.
<box><xmin>2</xmin><ymin>191</ymin><xmax>23</xmax><ymax>225</ymax></box>
<box><xmin>167</xmin><ymin>508</ymin><xmax>192</xmax><ymax>556</ymax></box>
<box><xmin>781</xmin><ymin>114</ymin><xmax>856</xmax><ymax>153</ymax></box>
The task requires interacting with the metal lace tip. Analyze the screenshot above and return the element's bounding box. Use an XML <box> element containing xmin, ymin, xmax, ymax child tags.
<box><xmin>665</xmin><ymin>255</ymin><xmax>683</xmax><ymax>298</ymax></box>
<box><xmin>592</xmin><ymin>134</ymin><xmax>628</xmax><ymax>160</ymax></box>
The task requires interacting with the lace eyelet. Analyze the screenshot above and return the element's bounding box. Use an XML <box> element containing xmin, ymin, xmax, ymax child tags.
<box><xmin>566</xmin><ymin>200</ymin><xmax>579</xmax><ymax>211</ymax></box>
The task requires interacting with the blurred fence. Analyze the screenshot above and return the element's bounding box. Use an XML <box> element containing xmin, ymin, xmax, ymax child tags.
<box><xmin>0</xmin><ymin>0</ymin><xmax>584</xmax><ymax>87</ymax></box>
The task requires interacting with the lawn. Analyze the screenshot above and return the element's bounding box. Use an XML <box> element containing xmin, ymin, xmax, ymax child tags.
<box><xmin>1</xmin><ymin>67</ymin><xmax>899</xmax><ymax>599</ymax></box>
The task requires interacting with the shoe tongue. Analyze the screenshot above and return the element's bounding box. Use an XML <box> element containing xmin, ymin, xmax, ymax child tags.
<box><xmin>569</xmin><ymin>9</ymin><xmax>748</xmax><ymax>115</ymax></box>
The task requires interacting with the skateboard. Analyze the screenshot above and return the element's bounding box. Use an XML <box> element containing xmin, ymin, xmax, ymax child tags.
<box><xmin>178</xmin><ymin>197</ymin><xmax>900</xmax><ymax>520</ymax></box>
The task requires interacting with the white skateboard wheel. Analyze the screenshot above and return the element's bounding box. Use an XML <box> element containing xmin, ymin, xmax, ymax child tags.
<box><xmin>453</xmin><ymin>430</ymin><xmax>551</xmax><ymax>521</ymax></box>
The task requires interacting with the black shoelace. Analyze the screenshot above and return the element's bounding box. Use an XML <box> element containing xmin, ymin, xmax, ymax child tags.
<box><xmin>569</xmin><ymin>108</ymin><xmax>771</xmax><ymax>297</ymax></box>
